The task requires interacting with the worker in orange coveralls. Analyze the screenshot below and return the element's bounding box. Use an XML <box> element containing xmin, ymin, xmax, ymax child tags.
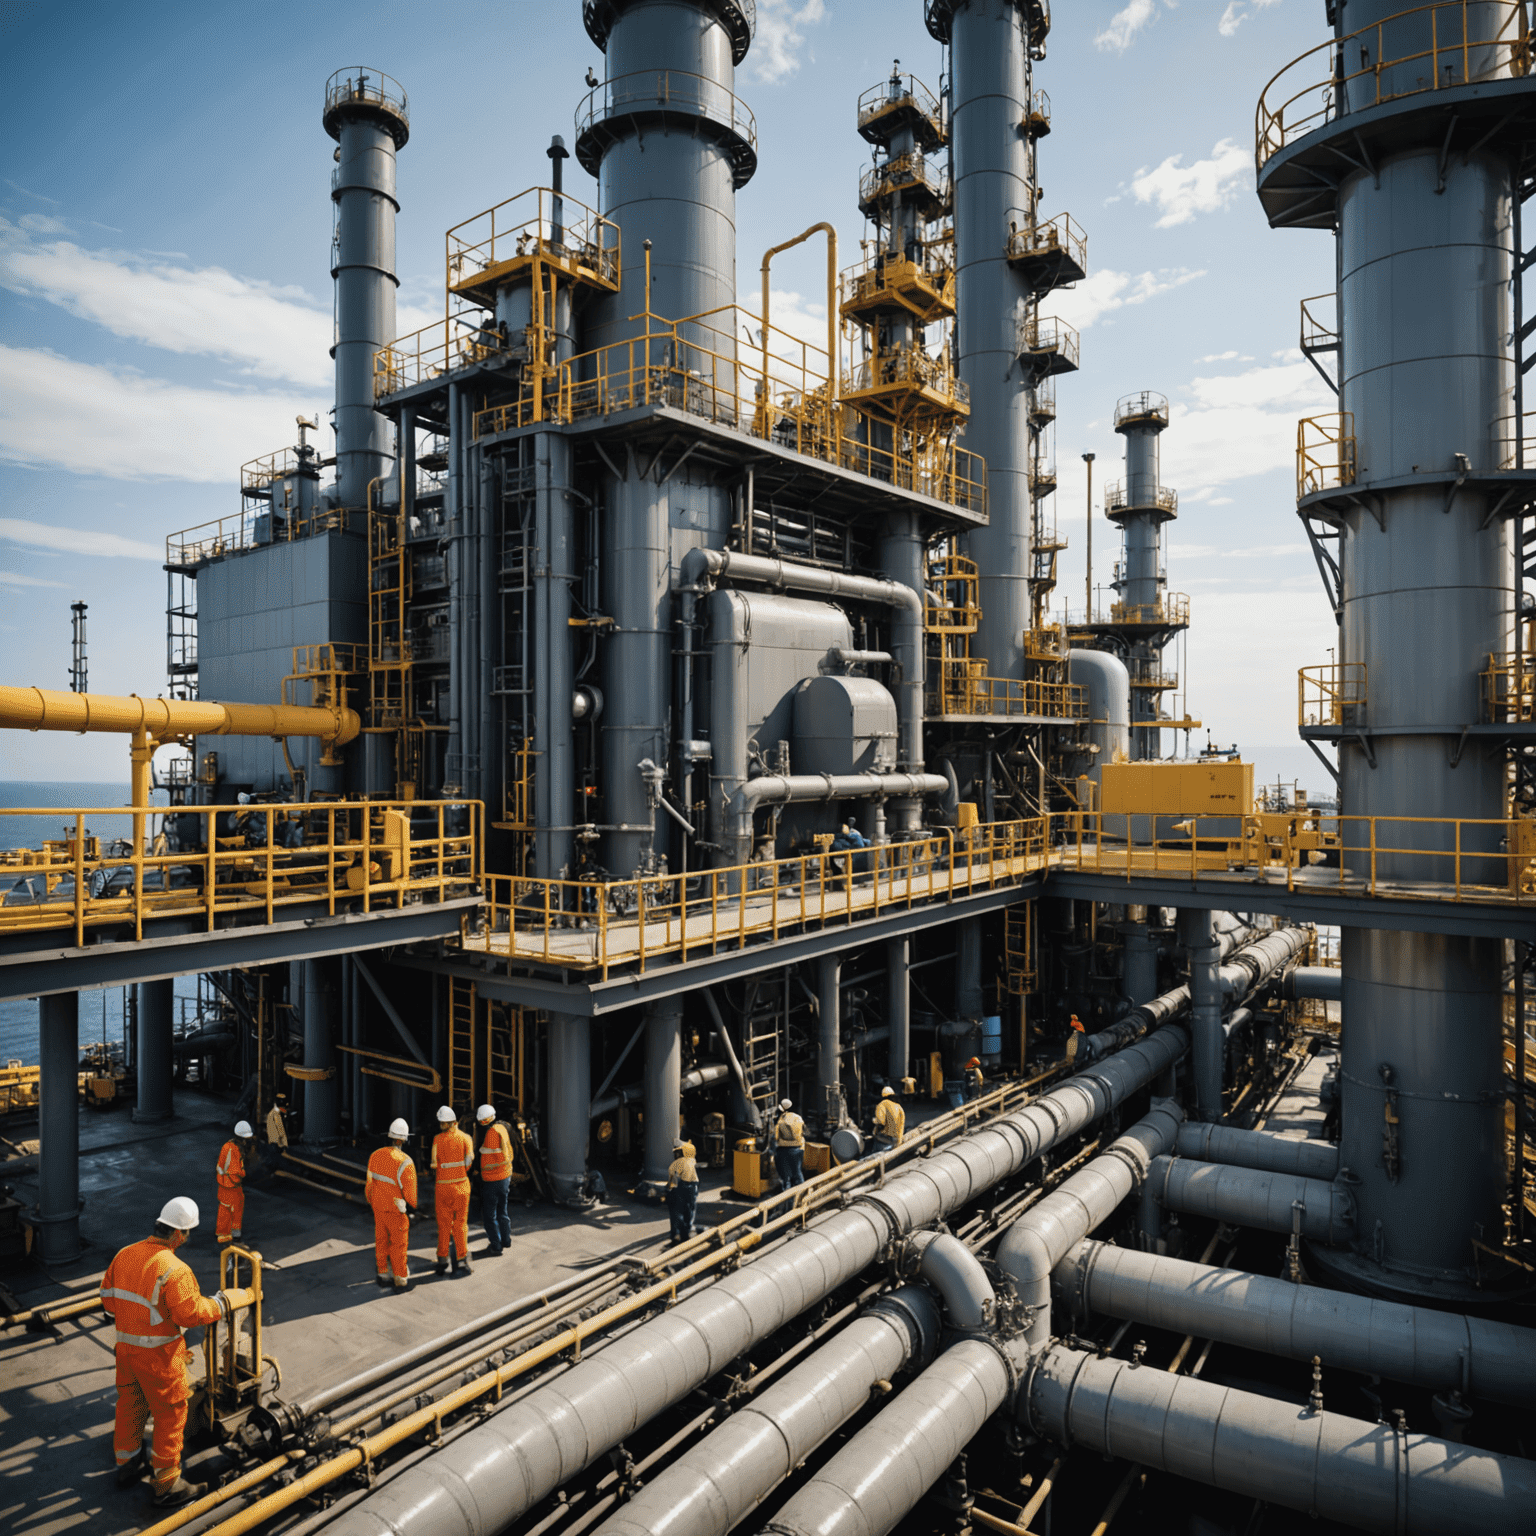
<box><xmin>430</xmin><ymin>1105</ymin><xmax>475</xmax><ymax>1276</ymax></box>
<box><xmin>214</xmin><ymin>1120</ymin><xmax>254</xmax><ymax>1244</ymax></box>
<box><xmin>366</xmin><ymin>1117</ymin><xmax>418</xmax><ymax>1290</ymax></box>
<box><xmin>100</xmin><ymin>1196</ymin><xmax>231</xmax><ymax>1508</ymax></box>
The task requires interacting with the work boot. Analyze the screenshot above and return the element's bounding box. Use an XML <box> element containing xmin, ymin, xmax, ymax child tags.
<box><xmin>434</xmin><ymin>1258</ymin><xmax>449</xmax><ymax>1276</ymax></box>
<box><xmin>152</xmin><ymin>1477</ymin><xmax>207</xmax><ymax>1509</ymax></box>
<box><xmin>483</xmin><ymin>1246</ymin><xmax>503</xmax><ymax>1258</ymax></box>
<box><xmin>392</xmin><ymin>1275</ymin><xmax>409</xmax><ymax>1292</ymax></box>
<box><xmin>115</xmin><ymin>1450</ymin><xmax>147</xmax><ymax>1488</ymax></box>
<box><xmin>375</xmin><ymin>1273</ymin><xmax>391</xmax><ymax>1289</ymax></box>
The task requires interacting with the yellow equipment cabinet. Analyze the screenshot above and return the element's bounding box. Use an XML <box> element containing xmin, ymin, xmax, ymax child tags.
<box><xmin>733</xmin><ymin>1137</ymin><xmax>776</xmax><ymax>1198</ymax></box>
<box><xmin>1101</xmin><ymin>760</ymin><xmax>1254</xmax><ymax>818</ymax></box>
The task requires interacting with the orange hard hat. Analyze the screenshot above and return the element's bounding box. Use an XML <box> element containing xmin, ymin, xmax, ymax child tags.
<box><xmin>966</xmin><ymin>1056</ymin><xmax>980</xmax><ymax>1068</ymax></box>
<box><xmin>1069</xmin><ymin>1014</ymin><xmax>1085</xmax><ymax>1032</ymax></box>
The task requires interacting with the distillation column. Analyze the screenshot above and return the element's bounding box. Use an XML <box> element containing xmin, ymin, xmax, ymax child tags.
<box><xmin>1107</xmin><ymin>393</ymin><xmax>1180</xmax><ymax>760</ymax></box>
<box><xmin>576</xmin><ymin>0</ymin><xmax>755</xmax><ymax>874</ymax></box>
<box><xmin>323</xmin><ymin>68</ymin><xmax>407</xmax><ymax>511</ymax></box>
<box><xmin>1258</xmin><ymin>1</ymin><xmax>1520</xmax><ymax>1299</ymax></box>
<box><xmin>939</xmin><ymin>0</ymin><xmax>1047</xmax><ymax>681</ymax></box>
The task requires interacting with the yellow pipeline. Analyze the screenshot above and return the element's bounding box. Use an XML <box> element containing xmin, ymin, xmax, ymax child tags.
<box><xmin>761</xmin><ymin>221</ymin><xmax>839</xmax><ymax>415</ymax></box>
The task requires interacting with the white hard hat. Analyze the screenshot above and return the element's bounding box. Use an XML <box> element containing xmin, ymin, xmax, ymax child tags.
<box><xmin>779</xmin><ymin>1098</ymin><xmax>793</xmax><ymax>1112</ymax></box>
<box><xmin>436</xmin><ymin>1105</ymin><xmax>456</xmax><ymax>1123</ymax></box>
<box><xmin>477</xmin><ymin>1104</ymin><xmax>495</xmax><ymax>1123</ymax></box>
<box><xmin>388</xmin><ymin>1118</ymin><xmax>410</xmax><ymax>1138</ymax></box>
<box><xmin>881</xmin><ymin>1086</ymin><xmax>895</xmax><ymax>1097</ymax></box>
<box><xmin>159</xmin><ymin>1196</ymin><xmax>200</xmax><ymax>1230</ymax></box>
<box><xmin>234</xmin><ymin>1120</ymin><xmax>253</xmax><ymax>1138</ymax></box>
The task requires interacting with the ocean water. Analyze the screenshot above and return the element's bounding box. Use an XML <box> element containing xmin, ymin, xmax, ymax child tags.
<box><xmin>0</xmin><ymin>782</ymin><xmax>196</xmax><ymax>1067</ymax></box>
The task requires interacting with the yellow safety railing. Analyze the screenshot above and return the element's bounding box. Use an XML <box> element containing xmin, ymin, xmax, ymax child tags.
<box><xmin>1023</xmin><ymin>88</ymin><xmax>1051</xmax><ymax>135</ymax></box>
<box><xmin>926</xmin><ymin>554</ymin><xmax>980</xmax><ymax>633</ymax></box>
<box><xmin>1297</xmin><ymin>413</ymin><xmax>1356</xmax><ymax>498</ymax></box>
<box><xmin>1113</xmin><ymin>390</ymin><xmax>1169</xmax><ymax>429</ymax></box>
<box><xmin>1105</xmin><ymin>594</ymin><xmax>1191</xmax><ymax>627</ymax></box>
<box><xmin>1299</xmin><ymin>661</ymin><xmax>1367</xmax><ymax>728</ymax></box>
<box><xmin>469</xmin><ymin>819</ymin><xmax>1046</xmax><ymax>980</ymax></box>
<box><xmin>1005</xmin><ymin>212</ymin><xmax>1087</xmax><ymax>275</ymax></box>
<box><xmin>0</xmin><ymin>800</ymin><xmax>480</xmax><ymax>944</ymax></box>
<box><xmin>1057</xmin><ymin>810</ymin><xmax>1530</xmax><ymax>903</ymax></box>
<box><xmin>856</xmin><ymin>73</ymin><xmax>945</xmax><ymax>142</ymax></box>
<box><xmin>166</xmin><ymin>507</ymin><xmax>360</xmax><ymax>569</ymax></box>
<box><xmin>576</xmin><ymin>69</ymin><xmax>756</xmax><ymax>169</ymax></box>
<box><xmin>1300</xmin><ymin>293</ymin><xmax>1338</xmax><ymax>354</ymax></box>
<box><xmin>375</xmin><ymin>318</ymin><xmax>511</xmax><ymax>399</ymax></box>
<box><xmin>928</xmin><ymin>664</ymin><xmax>1087</xmax><ymax>721</ymax></box>
<box><xmin>842</xmin><ymin>343</ymin><xmax>969</xmax><ymax>418</ymax></box>
<box><xmin>859</xmin><ymin>151</ymin><xmax>950</xmax><ymax>213</ymax></box>
<box><xmin>1019</xmin><ymin>316</ymin><xmax>1080</xmax><ymax>371</ymax></box>
<box><xmin>1104</xmin><ymin>481</ymin><xmax>1179</xmax><ymax>516</ymax></box>
<box><xmin>324</xmin><ymin>68</ymin><xmax>408</xmax><ymax>131</ymax></box>
<box><xmin>840</xmin><ymin>246</ymin><xmax>956</xmax><ymax>322</ymax></box>
<box><xmin>1256</xmin><ymin>2</ymin><xmax>1530</xmax><ymax>171</ymax></box>
<box><xmin>1484</xmin><ymin>649</ymin><xmax>1536</xmax><ymax>723</ymax></box>
<box><xmin>447</xmin><ymin>185</ymin><xmax>620</xmax><ymax>302</ymax></box>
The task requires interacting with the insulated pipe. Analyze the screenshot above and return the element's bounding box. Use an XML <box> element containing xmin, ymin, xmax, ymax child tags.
<box><xmin>1285</xmin><ymin>965</ymin><xmax>1342</xmax><ymax>1002</ymax></box>
<box><xmin>303</xmin><ymin>959</ymin><xmax>339</xmax><ymax>1142</ymax></box>
<box><xmin>680</xmin><ymin>548</ymin><xmax>927</xmax><ymax>777</ymax></box>
<box><xmin>37</xmin><ymin>990</ymin><xmax>81</xmax><ymax>1264</ymax></box>
<box><xmin>1218</xmin><ymin>926</ymin><xmax>1311</xmax><ymax>998</ymax></box>
<box><xmin>1025</xmin><ymin>1344</ymin><xmax>1536</xmax><ymax>1535</ymax></box>
<box><xmin>727</xmin><ymin>773</ymin><xmax>948</xmax><ymax>864</ymax></box>
<box><xmin>134</xmin><ymin>977</ymin><xmax>175</xmax><ymax>1124</ymax></box>
<box><xmin>1147</xmin><ymin>1155</ymin><xmax>1355</xmax><ymax>1245</ymax></box>
<box><xmin>590</xmin><ymin>1063</ymin><xmax>726</xmax><ymax>1120</ymax></box>
<box><xmin>956</xmin><ymin>916</ymin><xmax>984</xmax><ymax>1020</ymax></box>
<box><xmin>1056</xmin><ymin>1240</ymin><xmax>1536</xmax><ymax>1409</ymax></box>
<box><xmin>904</xmin><ymin>1230</ymin><xmax>995</xmax><ymax>1330</ymax></box>
<box><xmin>323</xmin><ymin>1025</ymin><xmax>1189</xmax><ymax>1536</ymax></box>
<box><xmin>640</xmin><ymin>998</ymin><xmax>683</xmax><ymax>1191</ymax></box>
<box><xmin>546</xmin><ymin>1013</ymin><xmax>592</xmax><ymax>1207</ymax></box>
<box><xmin>817</xmin><ymin>953</ymin><xmax>842</xmax><ymax>1128</ymax></box>
<box><xmin>997</xmin><ymin>1101</ymin><xmax>1184</xmax><ymax>1355</ymax></box>
<box><xmin>1177</xmin><ymin>908</ymin><xmax>1222</xmax><ymax>1121</ymax></box>
<box><xmin>762</xmin><ymin>1336</ymin><xmax>1024</xmax><ymax>1536</ymax></box>
<box><xmin>591</xmin><ymin>1288</ymin><xmax>940</xmax><ymax>1536</ymax></box>
<box><xmin>761</xmin><ymin>223</ymin><xmax>838</xmax><ymax>408</ymax></box>
<box><xmin>1174</xmin><ymin>1122</ymin><xmax>1339</xmax><ymax>1182</ymax></box>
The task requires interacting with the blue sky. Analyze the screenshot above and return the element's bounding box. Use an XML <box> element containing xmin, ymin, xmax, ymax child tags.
<box><xmin>1</xmin><ymin>0</ymin><xmax>1336</xmax><ymax>790</ymax></box>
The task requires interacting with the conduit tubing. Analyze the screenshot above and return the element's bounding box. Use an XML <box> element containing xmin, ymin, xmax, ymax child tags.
<box><xmin>1174</xmin><ymin>1121</ymin><xmax>1338</xmax><ymax>1181</ymax></box>
<box><xmin>593</xmin><ymin>1288</ymin><xmax>938</xmax><ymax>1536</ymax></box>
<box><xmin>1056</xmin><ymin>1240</ymin><xmax>1536</xmax><ymax>1408</ymax></box>
<box><xmin>1148</xmin><ymin>1155</ymin><xmax>1354</xmax><ymax>1244</ymax></box>
<box><xmin>997</xmin><ymin>1101</ymin><xmax>1184</xmax><ymax>1354</ymax></box>
<box><xmin>324</xmin><ymin>1026</ymin><xmax>1189</xmax><ymax>1536</ymax></box>
<box><xmin>1025</xmin><ymin>1344</ymin><xmax>1536</xmax><ymax>1535</ymax></box>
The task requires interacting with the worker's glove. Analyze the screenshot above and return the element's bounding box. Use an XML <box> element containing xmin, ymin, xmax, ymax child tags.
<box><xmin>216</xmin><ymin>1291</ymin><xmax>232</xmax><ymax>1321</ymax></box>
<box><xmin>394</xmin><ymin>1197</ymin><xmax>408</xmax><ymax>1214</ymax></box>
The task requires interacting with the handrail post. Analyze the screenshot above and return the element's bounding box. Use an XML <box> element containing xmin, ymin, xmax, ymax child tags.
<box><xmin>73</xmin><ymin>811</ymin><xmax>85</xmax><ymax>947</ymax></box>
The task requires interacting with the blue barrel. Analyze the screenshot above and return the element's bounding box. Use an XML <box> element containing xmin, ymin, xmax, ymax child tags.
<box><xmin>981</xmin><ymin>1014</ymin><xmax>1002</xmax><ymax>1064</ymax></box>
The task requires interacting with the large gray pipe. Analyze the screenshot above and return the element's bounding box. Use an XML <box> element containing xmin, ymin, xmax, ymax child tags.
<box><xmin>592</xmin><ymin>1288</ymin><xmax>940</xmax><ymax>1536</ymax></box>
<box><xmin>997</xmin><ymin>1100</ymin><xmax>1184</xmax><ymax>1354</ymax></box>
<box><xmin>37</xmin><ymin>990</ymin><xmax>81</xmax><ymax>1264</ymax></box>
<box><xmin>303</xmin><ymin>958</ymin><xmax>339</xmax><ymax>1141</ymax></box>
<box><xmin>1056</xmin><ymin>1239</ymin><xmax>1536</xmax><ymax>1408</ymax></box>
<box><xmin>1174</xmin><ymin>1121</ymin><xmax>1338</xmax><ymax>1181</ymax></box>
<box><xmin>727</xmin><ymin>772</ymin><xmax>948</xmax><ymax>865</ymax></box>
<box><xmin>1147</xmin><ymin>1155</ymin><xmax>1355</xmax><ymax>1244</ymax></box>
<box><xmin>886</xmin><ymin>937</ymin><xmax>910</xmax><ymax>1085</ymax></box>
<box><xmin>323</xmin><ymin>68</ymin><xmax>405</xmax><ymax>510</ymax></box>
<box><xmin>1285</xmin><ymin>965</ymin><xmax>1342</xmax><ymax>1001</ymax></box>
<box><xmin>817</xmin><ymin>953</ymin><xmax>842</xmax><ymax>1129</ymax></box>
<box><xmin>134</xmin><ymin>975</ymin><xmax>174</xmax><ymax>1124</ymax></box>
<box><xmin>681</xmin><ymin>548</ymin><xmax>927</xmax><ymax>780</ymax></box>
<box><xmin>1025</xmin><ymin>1343</ymin><xmax>1536</xmax><ymax>1535</ymax></box>
<box><xmin>324</xmin><ymin>1025</ymin><xmax>1188</xmax><ymax>1536</ymax></box>
<box><xmin>640</xmin><ymin>998</ymin><xmax>682</xmax><ymax>1191</ymax></box>
<box><xmin>1177</xmin><ymin>907</ymin><xmax>1222</xmax><ymax>1120</ymax></box>
<box><xmin>1217</xmin><ymin>925</ymin><xmax>1310</xmax><ymax>999</ymax></box>
<box><xmin>546</xmin><ymin>1012</ymin><xmax>591</xmax><ymax>1207</ymax></box>
<box><xmin>591</xmin><ymin>1061</ymin><xmax>728</xmax><ymax>1119</ymax></box>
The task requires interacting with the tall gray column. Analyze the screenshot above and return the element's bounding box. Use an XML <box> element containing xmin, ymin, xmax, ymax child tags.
<box><xmin>816</xmin><ymin>954</ymin><xmax>843</xmax><ymax>1130</ymax></box>
<box><xmin>1123</xmin><ymin>907</ymin><xmax>1158</xmax><ymax>1005</ymax></box>
<box><xmin>886</xmin><ymin>937</ymin><xmax>910</xmax><ymax>1085</ymax></box>
<box><xmin>134</xmin><ymin>977</ymin><xmax>174</xmax><ymax>1124</ymax></box>
<box><xmin>956</xmin><ymin>917</ymin><xmax>984</xmax><ymax>1019</ymax></box>
<box><xmin>534</xmin><ymin>431</ymin><xmax>575</xmax><ymax>878</ymax></box>
<box><xmin>1178</xmin><ymin>909</ymin><xmax>1222</xmax><ymax>1122</ymax></box>
<box><xmin>302</xmin><ymin>959</ymin><xmax>339</xmax><ymax>1142</ymax></box>
<box><xmin>38</xmin><ymin>991</ymin><xmax>81</xmax><ymax>1264</ymax></box>
<box><xmin>547</xmin><ymin>1013</ymin><xmax>592</xmax><ymax>1207</ymax></box>
<box><xmin>640</xmin><ymin>999</ymin><xmax>683</xmax><ymax>1194</ymax></box>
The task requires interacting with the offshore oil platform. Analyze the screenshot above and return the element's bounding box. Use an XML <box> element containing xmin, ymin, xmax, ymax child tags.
<box><xmin>2</xmin><ymin>2</ymin><xmax>1535</xmax><ymax>1534</ymax></box>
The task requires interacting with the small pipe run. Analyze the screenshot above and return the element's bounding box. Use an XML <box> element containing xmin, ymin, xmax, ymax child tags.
<box><xmin>322</xmin><ymin>1025</ymin><xmax>1189</xmax><ymax>1536</ymax></box>
<box><xmin>1055</xmin><ymin>1239</ymin><xmax>1536</xmax><ymax>1408</ymax></box>
<box><xmin>591</xmin><ymin>1288</ymin><xmax>938</xmax><ymax>1536</ymax></box>
<box><xmin>1174</xmin><ymin>1121</ymin><xmax>1339</xmax><ymax>1182</ymax></box>
<box><xmin>1146</xmin><ymin>1155</ymin><xmax>1355</xmax><ymax>1244</ymax></box>
<box><xmin>997</xmin><ymin>1101</ymin><xmax>1185</xmax><ymax>1355</ymax></box>
<box><xmin>589</xmin><ymin>1061</ymin><xmax>727</xmax><ymax>1119</ymax></box>
<box><xmin>728</xmin><ymin>772</ymin><xmax>949</xmax><ymax>863</ymax></box>
<box><xmin>760</xmin><ymin>222</ymin><xmax>839</xmax><ymax>423</ymax></box>
<box><xmin>1025</xmin><ymin>1343</ymin><xmax>1536</xmax><ymax>1535</ymax></box>
<box><xmin>1284</xmin><ymin>964</ymin><xmax>1342</xmax><ymax>1001</ymax></box>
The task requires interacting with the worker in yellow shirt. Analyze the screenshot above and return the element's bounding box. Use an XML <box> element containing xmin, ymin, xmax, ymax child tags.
<box><xmin>667</xmin><ymin>1138</ymin><xmax>699</xmax><ymax>1243</ymax></box>
<box><xmin>366</xmin><ymin>1118</ymin><xmax>417</xmax><ymax>1290</ymax></box>
<box><xmin>214</xmin><ymin>1120</ymin><xmax>254</xmax><ymax>1244</ymax></box>
<box><xmin>431</xmin><ymin>1105</ymin><xmax>475</xmax><ymax>1276</ymax></box>
<box><xmin>871</xmin><ymin>1085</ymin><xmax>905</xmax><ymax>1153</ymax></box>
<box><xmin>101</xmin><ymin>1196</ymin><xmax>232</xmax><ymax>1507</ymax></box>
<box><xmin>773</xmin><ymin>1097</ymin><xmax>806</xmax><ymax>1188</ymax></box>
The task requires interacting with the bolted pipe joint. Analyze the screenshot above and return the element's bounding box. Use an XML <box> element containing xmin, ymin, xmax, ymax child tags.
<box><xmin>901</xmin><ymin>1230</ymin><xmax>995</xmax><ymax>1332</ymax></box>
<box><xmin>1147</xmin><ymin>1155</ymin><xmax>1356</xmax><ymax>1246</ymax></box>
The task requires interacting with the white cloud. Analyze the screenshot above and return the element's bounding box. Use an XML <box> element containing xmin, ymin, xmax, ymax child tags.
<box><xmin>0</xmin><ymin>568</ymin><xmax>68</xmax><ymax>589</ymax></box>
<box><xmin>0</xmin><ymin>516</ymin><xmax>163</xmax><ymax>561</ymax></box>
<box><xmin>1096</xmin><ymin>0</ymin><xmax>1157</xmax><ymax>53</ymax></box>
<box><xmin>1218</xmin><ymin>0</ymin><xmax>1283</xmax><ymax>37</ymax></box>
<box><xmin>1053</xmin><ymin>267</ymin><xmax>1205</xmax><ymax>331</ymax></box>
<box><xmin>1132</xmin><ymin>138</ymin><xmax>1251</xmax><ymax>227</ymax></box>
<box><xmin>741</xmin><ymin>286</ymin><xmax>836</xmax><ymax>390</ymax></box>
<box><xmin>0</xmin><ymin>345</ymin><xmax>320</xmax><ymax>483</ymax></box>
<box><xmin>751</xmin><ymin>0</ymin><xmax>826</xmax><ymax>84</ymax></box>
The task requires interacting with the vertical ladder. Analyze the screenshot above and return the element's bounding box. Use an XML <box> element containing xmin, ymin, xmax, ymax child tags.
<box><xmin>486</xmin><ymin>1002</ymin><xmax>523</xmax><ymax>1114</ymax></box>
<box><xmin>495</xmin><ymin>443</ymin><xmax>537</xmax><ymax>873</ymax></box>
<box><xmin>1004</xmin><ymin>902</ymin><xmax>1036</xmax><ymax>996</ymax></box>
<box><xmin>739</xmin><ymin>974</ymin><xmax>785</xmax><ymax>1122</ymax></box>
<box><xmin>448</xmin><ymin>975</ymin><xmax>477</xmax><ymax>1111</ymax></box>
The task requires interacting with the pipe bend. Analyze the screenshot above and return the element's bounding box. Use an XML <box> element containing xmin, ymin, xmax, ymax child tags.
<box><xmin>904</xmin><ymin>1230</ymin><xmax>995</xmax><ymax>1331</ymax></box>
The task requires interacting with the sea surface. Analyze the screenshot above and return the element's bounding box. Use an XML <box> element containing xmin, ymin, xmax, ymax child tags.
<box><xmin>0</xmin><ymin>781</ymin><xmax>196</xmax><ymax>1066</ymax></box>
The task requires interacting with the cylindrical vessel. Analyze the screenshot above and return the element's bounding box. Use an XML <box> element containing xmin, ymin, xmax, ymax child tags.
<box><xmin>134</xmin><ymin>976</ymin><xmax>174</xmax><ymax>1124</ymax></box>
<box><xmin>952</xmin><ymin>0</ymin><xmax>1037</xmax><ymax>679</ymax></box>
<box><xmin>324</xmin><ymin>69</ymin><xmax>406</xmax><ymax>510</ymax></box>
<box><xmin>641</xmin><ymin>998</ymin><xmax>683</xmax><ymax>1189</ymax></box>
<box><xmin>38</xmin><ymin>990</ymin><xmax>81</xmax><ymax>1264</ymax></box>
<box><xmin>534</xmin><ymin>431</ymin><xmax>576</xmax><ymax>878</ymax></box>
<box><xmin>547</xmin><ymin>1012</ymin><xmax>592</xmax><ymax>1207</ymax></box>
<box><xmin>886</xmin><ymin>937</ymin><xmax>910</xmax><ymax>1085</ymax></box>
<box><xmin>303</xmin><ymin>958</ymin><xmax>340</xmax><ymax>1141</ymax></box>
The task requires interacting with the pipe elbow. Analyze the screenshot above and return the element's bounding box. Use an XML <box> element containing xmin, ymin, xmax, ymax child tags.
<box><xmin>905</xmin><ymin>1230</ymin><xmax>995</xmax><ymax>1331</ymax></box>
<box><xmin>996</xmin><ymin>1223</ymin><xmax>1054</xmax><ymax>1303</ymax></box>
<box><xmin>679</xmin><ymin>546</ymin><xmax>720</xmax><ymax>589</ymax></box>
